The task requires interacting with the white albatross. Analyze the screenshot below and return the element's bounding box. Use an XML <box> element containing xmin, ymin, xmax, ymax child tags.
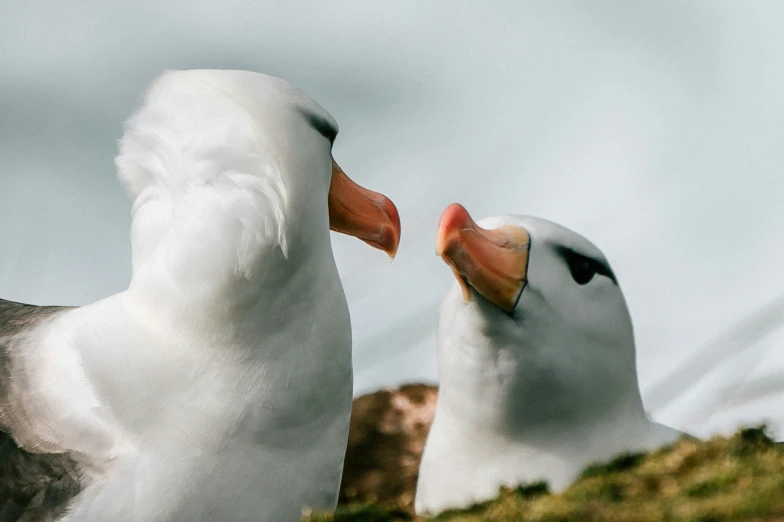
<box><xmin>414</xmin><ymin>203</ymin><xmax>680</xmax><ymax>515</ymax></box>
<box><xmin>0</xmin><ymin>69</ymin><xmax>401</xmax><ymax>522</ymax></box>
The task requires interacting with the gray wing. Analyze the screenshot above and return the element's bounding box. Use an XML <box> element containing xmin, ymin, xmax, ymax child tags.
<box><xmin>0</xmin><ymin>299</ymin><xmax>81</xmax><ymax>522</ymax></box>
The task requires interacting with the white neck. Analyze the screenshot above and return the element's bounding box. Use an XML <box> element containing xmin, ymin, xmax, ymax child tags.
<box><xmin>417</xmin><ymin>395</ymin><xmax>671</xmax><ymax>515</ymax></box>
<box><xmin>417</xmin><ymin>329</ymin><xmax>679</xmax><ymax>515</ymax></box>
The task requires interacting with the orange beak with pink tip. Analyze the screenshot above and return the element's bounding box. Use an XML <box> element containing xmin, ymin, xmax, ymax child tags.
<box><xmin>436</xmin><ymin>203</ymin><xmax>530</xmax><ymax>313</ymax></box>
<box><xmin>328</xmin><ymin>159</ymin><xmax>401</xmax><ymax>260</ymax></box>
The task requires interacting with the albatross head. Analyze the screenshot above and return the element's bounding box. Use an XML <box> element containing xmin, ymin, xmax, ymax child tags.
<box><xmin>114</xmin><ymin>69</ymin><xmax>400</xmax><ymax>304</ymax></box>
<box><xmin>434</xmin><ymin>203</ymin><xmax>640</xmax><ymax>437</ymax></box>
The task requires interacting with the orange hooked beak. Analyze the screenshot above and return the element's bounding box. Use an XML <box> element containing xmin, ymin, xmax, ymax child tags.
<box><xmin>328</xmin><ymin>159</ymin><xmax>401</xmax><ymax>259</ymax></box>
<box><xmin>436</xmin><ymin>203</ymin><xmax>530</xmax><ymax>313</ymax></box>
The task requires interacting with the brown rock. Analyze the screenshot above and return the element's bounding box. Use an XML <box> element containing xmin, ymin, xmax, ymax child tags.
<box><xmin>339</xmin><ymin>384</ymin><xmax>438</xmax><ymax>514</ymax></box>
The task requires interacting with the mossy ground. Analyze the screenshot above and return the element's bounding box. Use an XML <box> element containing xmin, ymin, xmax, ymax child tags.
<box><xmin>304</xmin><ymin>425</ymin><xmax>784</xmax><ymax>522</ymax></box>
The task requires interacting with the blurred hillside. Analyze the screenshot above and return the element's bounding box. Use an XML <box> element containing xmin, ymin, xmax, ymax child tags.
<box><xmin>339</xmin><ymin>384</ymin><xmax>438</xmax><ymax>512</ymax></box>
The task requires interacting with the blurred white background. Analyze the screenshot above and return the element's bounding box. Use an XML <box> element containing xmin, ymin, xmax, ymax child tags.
<box><xmin>2</xmin><ymin>1</ymin><xmax>784</xmax><ymax>439</ymax></box>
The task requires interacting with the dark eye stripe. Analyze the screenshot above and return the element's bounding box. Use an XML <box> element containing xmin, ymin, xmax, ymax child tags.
<box><xmin>304</xmin><ymin>112</ymin><xmax>337</xmax><ymax>144</ymax></box>
<box><xmin>555</xmin><ymin>246</ymin><xmax>618</xmax><ymax>285</ymax></box>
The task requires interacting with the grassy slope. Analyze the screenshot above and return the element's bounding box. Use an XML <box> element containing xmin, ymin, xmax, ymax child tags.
<box><xmin>305</xmin><ymin>426</ymin><xmax>784</xmax><ymax>522</ymax></box>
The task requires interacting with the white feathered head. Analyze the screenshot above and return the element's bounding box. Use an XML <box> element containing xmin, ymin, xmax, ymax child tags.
<box><xmin>115</xmin><ymin>70</ymin><xmax>400</xmax><ymax>282</ymax></box>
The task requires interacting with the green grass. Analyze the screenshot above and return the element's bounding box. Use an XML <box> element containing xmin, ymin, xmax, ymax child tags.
<box><xmin>304</xmin><ymin>425</ymin><xmax>784</xmax><ymax>522</ymax></box>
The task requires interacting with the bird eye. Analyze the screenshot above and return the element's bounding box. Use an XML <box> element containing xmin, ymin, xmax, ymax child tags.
<box><xmin>567</xmin><ymin>254</ymin><xmax>596</xmax><ymax>285</ymax></box>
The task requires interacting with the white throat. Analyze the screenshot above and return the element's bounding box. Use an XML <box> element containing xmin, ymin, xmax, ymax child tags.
<box><xmin>416</xmin><ymin>285</ymin><xmax>679</xmax><ymax>515</ymax></box>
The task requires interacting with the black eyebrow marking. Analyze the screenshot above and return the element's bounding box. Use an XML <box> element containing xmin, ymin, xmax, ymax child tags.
<box><xmin>555</xmin><ymin>245</ymin><xmax>618</xmax><ymax>285</ymax></box>
<box><xmin>304</xmin><ymin>111</ymin><xmax>338</xmax><ymax>144</ymax></box>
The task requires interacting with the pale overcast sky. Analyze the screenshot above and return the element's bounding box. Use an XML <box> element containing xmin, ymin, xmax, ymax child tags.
<box><xmin>2</xmin><ymin>1</ymin><xmax>784</xmax><ymax>439</ymax></box>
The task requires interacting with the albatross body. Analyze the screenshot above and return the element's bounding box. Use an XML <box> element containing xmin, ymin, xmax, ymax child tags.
<box><xmin>415</xmin><ymin>204</ymin><xmax>679</xmax><ymax>515</ymax></box>
<box><xmin>0</xmin><ymin>69</ymin><xmax>400</xmax><ymax>522</ymax></box>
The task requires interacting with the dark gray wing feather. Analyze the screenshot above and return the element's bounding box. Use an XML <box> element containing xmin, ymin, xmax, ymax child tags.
<box><xmin>0</xmin><ymin>299</ymin><xmax>81</xmax><ymax>522</ymax></box>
